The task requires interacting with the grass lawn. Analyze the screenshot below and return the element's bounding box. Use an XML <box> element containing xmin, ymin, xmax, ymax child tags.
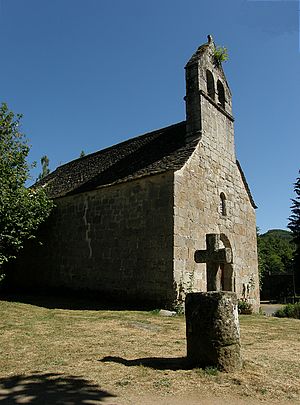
<box><xmin>0</xmin><ymin>296</ymin><xmax>299</xmax><ymax>404</ymax></box>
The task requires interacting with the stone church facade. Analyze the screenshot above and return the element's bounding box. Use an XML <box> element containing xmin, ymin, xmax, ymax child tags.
<box><xmin>11</xmin><ymin>36</ymin><xmax>260</xmax><ymax>310</ymax></box>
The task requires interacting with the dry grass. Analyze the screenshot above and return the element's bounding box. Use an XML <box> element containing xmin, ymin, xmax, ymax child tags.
<box><xmin>0</xmin><ymin>296</ymin><xmax>299</xmax><ymax>404</ymax></box>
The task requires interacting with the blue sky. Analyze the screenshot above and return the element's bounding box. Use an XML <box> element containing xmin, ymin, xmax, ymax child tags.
<box><xmin>0</xmin><ymin>0</ymin><xmax>299</xmax><ymax>233</ymax></box>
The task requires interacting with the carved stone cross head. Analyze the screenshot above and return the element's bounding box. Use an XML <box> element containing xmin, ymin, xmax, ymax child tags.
<box><xmin>194</xmin><ymin>234</ymin><xmax>232</xmax><ymax>265</ymax></box>
<box><xmin>194</xmin><ymin>234</ymin><xmax>233</xmax><ymax>291</ymax></box>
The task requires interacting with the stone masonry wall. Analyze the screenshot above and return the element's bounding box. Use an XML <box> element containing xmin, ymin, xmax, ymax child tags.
<box><xmin>13</xmin><ymin>172</ymin><xmax>175</xmax><ymax>307</ymax></box>
<box><xmin>174</xmin><ymin>96</ymin><xmax>260</xmax><ymax>311</ymax></box>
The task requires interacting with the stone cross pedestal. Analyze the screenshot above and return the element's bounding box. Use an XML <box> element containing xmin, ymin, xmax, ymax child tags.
<box><xmin>185</xmin><ymin>291</ymin><xmax>242</xmax><ymax>372</ymax></box>
<box><xmin>194</xmin><ymin>234</ymin><xmax>232</xmax><ymax>291</ymax></box>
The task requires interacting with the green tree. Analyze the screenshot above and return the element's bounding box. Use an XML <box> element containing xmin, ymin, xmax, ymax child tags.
<box><xmin>288</xmin><ymin>171</ymin><xmax>300</xmax><ymax>292</ymax></box>
<box><xmin>257</xmin><ymin>229</ymin><xmax>295</xmax><ymax>289</ymax></box>
<box><xmin>79</xmin><ymin>150</ymin><xmax>85</xmax><ymax>158</ymax></box>
<box><xmin>37</xmin><ymin>155</ymin><xmax>50</xmax><ymax>181</ymax></box>
<box><xmin>0</xmin><ymin>103</ymin><xmax>53</xmax><ymax>277</ymax></box>
<box><xmin>257</xmin><ymin>227</ymin><xmax>266</xmax><ymax>286</ymax></box>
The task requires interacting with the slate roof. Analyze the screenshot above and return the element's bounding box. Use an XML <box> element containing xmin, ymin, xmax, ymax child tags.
<box><xmin>36</xmin><ymin>120</ymin><xmax>256</xmax><ymax>208</ymax></box>
<box><xmin>36</xmin><ymin>121</ymin><xmax>198</xmax><ymax>199</ymax></box>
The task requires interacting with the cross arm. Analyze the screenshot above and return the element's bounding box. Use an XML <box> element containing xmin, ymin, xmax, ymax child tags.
<box><xmin>194</xmin><ymin>247</ymin><xmax>232</xmax><ymax>264</ymax></box>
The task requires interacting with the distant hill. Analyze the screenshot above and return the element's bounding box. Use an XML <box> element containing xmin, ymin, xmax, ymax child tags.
<box><xmin>261</xmin><ymin>229</ymin><xmax>292</xmax><ymax>241</ymax></box>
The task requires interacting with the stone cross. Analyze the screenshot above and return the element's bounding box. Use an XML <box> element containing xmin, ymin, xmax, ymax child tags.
<box><xmin>194</xmin><ymin>234</ymin><xmax>232</xmax><ymax>291</ymax></box>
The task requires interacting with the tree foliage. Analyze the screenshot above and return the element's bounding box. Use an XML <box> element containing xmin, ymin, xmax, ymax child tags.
<box><xmin>0</xmin><ymin>103</ymin><xmax>53</xmax><ymax>271</ymax></box>
<box><xmin>288</xmin><ymin>170</ymin><xmax>300</xmax><ymax>289</ymax></box>
<box><xmin>213</xmin><ymin>46</ymin><xmax>229</xmax><ymax>65</ymax></box>
<box><xmin>257</xmin><ymin>229</ymin><xmax>295</xmax><ymax>281</ymax></box>
<box><xmin>37</xmin><ymin>155</ymin><xmax>50</xmax><ymax>181</ymax></box>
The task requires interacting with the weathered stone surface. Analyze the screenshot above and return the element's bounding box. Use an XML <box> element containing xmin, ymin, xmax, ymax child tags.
<box><xmin>10</xmin><ymin>173</ymin><xmax>176</xmax><ymax>308</ymax></box>
<box><xmin>8</xmin><ymin>36</ymin><xmax>259</xmax><ymax>313</ymax></box>
<box><xmin>185</xmin><ymin>292</ymin><xmax>242</xmax><ymax>372</ymax></box>
<box><xmin>174</xmin><ymin>37</ymin><xmax>259</xmax><ymax>312</ymax></box>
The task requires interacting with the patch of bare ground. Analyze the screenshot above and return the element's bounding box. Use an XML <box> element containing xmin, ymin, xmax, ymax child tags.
<box><xmin>0</xmin><ymin>298</ymin><xmax>299</xmax><ymax>404</ymax></box>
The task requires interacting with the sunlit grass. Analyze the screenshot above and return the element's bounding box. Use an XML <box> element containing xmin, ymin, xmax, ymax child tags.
<box><xmin>0</xmin><ymin>297</ymin><xmax>299</xmax><ymax>404</ymax></box>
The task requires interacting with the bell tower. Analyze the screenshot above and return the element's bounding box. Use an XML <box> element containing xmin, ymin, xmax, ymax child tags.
<box><xmin>185</xmin><ymin>35</ymin><xmax>235</xmax><ymax>161</ymax></box>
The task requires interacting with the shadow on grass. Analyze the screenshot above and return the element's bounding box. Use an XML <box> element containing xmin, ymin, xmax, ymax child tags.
<box><xmin>0</xmin><ymin>373</ymin><xmax>116</xmax><ymax>404</ymax></box>
<box><xmin>100</xmin><ymin>356</ymin><xmax>190</xmax><ymax>371</ymax></box>
<box><xmin>0</xmin><ymin>292</ymin><xmax>160</xmax><ymax>311</ymax></box>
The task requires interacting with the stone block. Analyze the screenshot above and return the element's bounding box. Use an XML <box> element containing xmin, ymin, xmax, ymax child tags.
<box><xmin>185</xmin><ymin>291</ymin><xmax>242</xmax><ymax>372</ymax></box>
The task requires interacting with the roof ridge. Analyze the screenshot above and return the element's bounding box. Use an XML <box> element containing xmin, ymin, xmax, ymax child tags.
<box><xmin>56</xmin><ymin>121</ymin><xmax>186</xmax><ymax>170</ymax></box>
<box><xmin>68</xmin><ymin>121</ymin><xmax>189</xmax><ymax>195</ymax></box>
<box><xmin>35</xmin><ymin>121</ymin><xmax>190</xmax><ymax>197</ymax></box>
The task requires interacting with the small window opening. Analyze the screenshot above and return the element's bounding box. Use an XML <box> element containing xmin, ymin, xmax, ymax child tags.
<box><xmin>206</xmin><ymin>70</ymin><xmax>215</xmax><ymax>100</ymax></box>
<box><xmin>217</xmin><ymin>80</ymin><xmax>225</xmax><ymax>108</ymax></box>
<box><xmin>220</xmin><ymin>192</ymin><xmax>227</xmax><ymax>216</ymax></box>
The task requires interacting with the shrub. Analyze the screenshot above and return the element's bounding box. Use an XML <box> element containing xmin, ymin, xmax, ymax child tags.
<box><xmin>204</xmin><ymin>366</ymin><xmax>219</xmax><ymax>376</ymax></box>
<box><xmin>238</xmin><ymin>300</ymin><xmax>253</xmax><ymax>315</ymax></box>
<box><xmin>213</xmin><ymin>46</ymin><xmax>229</xmax><ymax>65</ymax></box>
<box><xmin>274</xmin><ymin>302</ymin><xmax>300</xmax><ymax>319</ymax></box>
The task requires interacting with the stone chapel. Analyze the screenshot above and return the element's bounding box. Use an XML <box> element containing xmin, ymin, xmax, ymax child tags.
<box><xmin>11</xmin><ymin>36</ymin><xmax>260</xmax><ymax>310</ymax></box>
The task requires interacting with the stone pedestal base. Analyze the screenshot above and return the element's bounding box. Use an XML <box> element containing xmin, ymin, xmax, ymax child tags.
<box><xmin>185</xmin><ymin>291</ymin><xmax>242</xmax><ymax>372</ymax></box>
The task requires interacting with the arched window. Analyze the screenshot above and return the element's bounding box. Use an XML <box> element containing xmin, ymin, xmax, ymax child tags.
<box><xmin>217</xmin><ymin>80</ymin><xmax>225</xmax><ymax>108</ymax></box>
<box><xmin>206</xmin><ymin>70</ymin><xmax>215</xmax><ymax>100</ymax></box>
<box><xmin>220</xmin><ymin>192</ymin><xmax>227</xmax><ymax>216</ymax></box>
